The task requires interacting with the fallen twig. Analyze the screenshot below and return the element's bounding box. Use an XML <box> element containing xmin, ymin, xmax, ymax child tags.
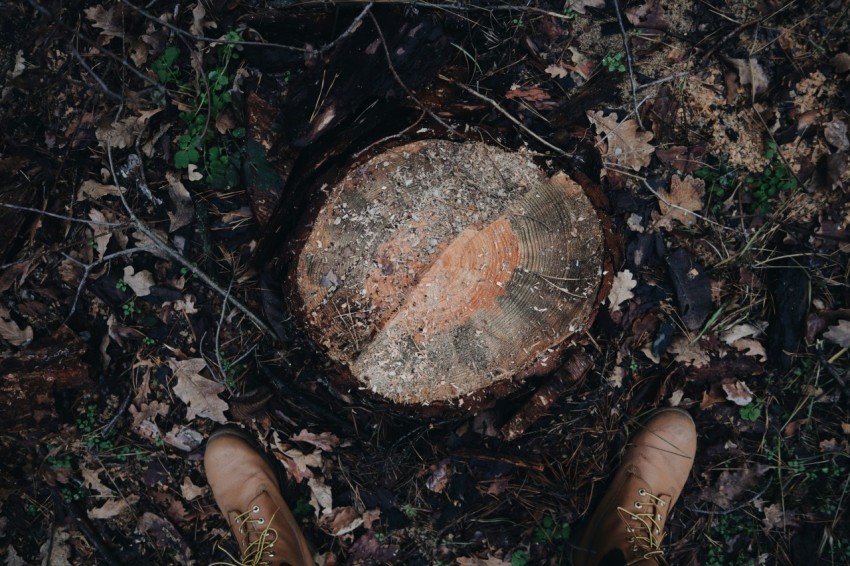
<box><xmin>612</xmin><ymin>0</ymin><xmax>643</xmax><ymax>130</ymax></box>
<box><xmin>447</xmin><ymin>78</ymin><xmax>569</xmax><ymax>156</ymax></box>
<box><xmin>368</xmin><ymin>12</ymin><xmax>460</xmax><ymax>137</ymax></box>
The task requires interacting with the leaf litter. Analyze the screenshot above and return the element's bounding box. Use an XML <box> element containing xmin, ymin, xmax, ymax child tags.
<box><xmin>1</xmin><ymin>0</ymin><xmax>849</xmax><ymax>564</ymax></box>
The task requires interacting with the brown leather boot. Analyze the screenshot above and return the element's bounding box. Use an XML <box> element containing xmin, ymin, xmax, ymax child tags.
<box><xmin>572</xmin><ymin>408</ymin><xmax>697</xmax><ymax>566</ymax></box>
<box><xmin>205</xmin><ymin>427</ymin><xmax>314</xmax><ymax>566</ymax></box>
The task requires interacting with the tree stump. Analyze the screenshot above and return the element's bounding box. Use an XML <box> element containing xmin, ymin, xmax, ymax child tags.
<box><xmin>291</xmin><ymin>140</ymin><xmax>604</xmax><ymax>406</ymax></box>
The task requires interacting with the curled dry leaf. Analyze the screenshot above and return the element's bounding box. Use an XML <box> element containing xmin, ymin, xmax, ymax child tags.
<box><xmin>823</xmin><ymin>319</ymin><xmax>850</xmax><ymax>347</ymax></box>
<box><xmin>651</xmin><ymin>174</ymin><xmax>705</xmax><ymax>230</ymax></box>
<box><xmin>726</xmin><ymin>57</ymin><xmax>770</xmax><ymax>99</ymax></box>
<box><xmin>169</xmin><ymin>358</ymin><xmax>229</xmax><ymax>424</ymax></box>
<box><xmin>587</xmin><ymin>111</ymin><xmax>655</xmax><ymax>172</ymax></box>
<box><xmin>607</xmin><ymin>269</ymin><xmax>637</xmax><ymax>313</ymax></box>
<box><xmin>722</xmin><ymin>379</ymin><xmax>754</xmax><ymax>406</ymax></box>
<box><xmin>186</xmin><ymin>164</ymin><xmax>203</xmax><ymax>182</ymax></box>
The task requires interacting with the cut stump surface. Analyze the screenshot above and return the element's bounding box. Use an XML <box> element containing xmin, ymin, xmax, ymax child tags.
<box><xmin>292</xmin><ymin>140</ymin><xmax>604</xmax><ymax>405</ymax></box>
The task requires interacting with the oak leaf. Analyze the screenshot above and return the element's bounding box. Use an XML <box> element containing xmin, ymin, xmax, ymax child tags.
<box><xmin>170</xmin><ymin>358</ymin><xmax>228</xmax><ymax>423</ymax></box>
<box><xmin>607</xmin><ymin>269</ymin><xmax>637</xmax><ymax>313</ymax></box>
<box><xmin>587</xmin><ymin>111</ymin><xmax>654</xmax><ymax>171</ymax></box>
<box><xmin>669</xmin><ymin>337</ymin><xmax>709</xmax><ymax>368</ymax></box>
<box><xmin>652</xmin><ymin>174</ymin><xmax>705</xmax><ymax>229</ymax></box>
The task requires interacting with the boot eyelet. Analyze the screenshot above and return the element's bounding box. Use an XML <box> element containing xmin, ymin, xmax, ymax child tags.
<box><xmin>252</xmin><ymin>506</ymin><xmax>260</xmax><ymax>513</ymax></box>
<box><xmin>638</xmin><ymin>488</ymin><xmax>647</xmax><ymax>496</ymax></box>
<box><xmin>634</xmin><ymin>501</ymin><xmax>643</xmax><ymax>509</ymax></box>
<box><xmin>258</xmin><ymin>518</ymin><xmax>265</xmax><ymax>524</ymax></box>
<box><xmin>657</xmin><ymin>513</ymin><xmax>662</xmax><ymax>521</ymax></box>
<box><xmin>627</xmin><ymin>537</ymin><xmax>634</xmax><ymax>542</ymax></box>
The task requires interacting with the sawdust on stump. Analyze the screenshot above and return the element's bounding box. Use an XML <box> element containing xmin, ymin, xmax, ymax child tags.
<box><xmin>291</xmin><ymin>140</ymin><xmax>604</xmax><ymax>405</ymax></box>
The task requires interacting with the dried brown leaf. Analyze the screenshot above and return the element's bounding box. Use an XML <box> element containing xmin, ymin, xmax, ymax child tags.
<box><xmin>652</xmin><ymin>174</ymin><xmax>705</xmax><ymax>229</ymax></box>
<box><xmin>607</xmin><ymin>269</ymin><xmax>637</xmax><ymax>313</ymax></box>
<box><xmin>587</xmin><ymin>111</ymin><xmax>654</xmax><ymax>171</ymax></box>
<box><xmin>169</xmin><ymin>358</ymin><xmax>228</xmax><ymax>423</ymax></box>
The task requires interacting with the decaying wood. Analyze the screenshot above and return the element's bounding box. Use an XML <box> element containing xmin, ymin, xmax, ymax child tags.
<box><xmin>292</xmin><ymin>140</ymin><xmax>604</xmax><ymax>405</ymax></box>
<box><xmin>501</xmin><ymin>351</ymin><xmax>593</xmax><ymax>441</ymax></box>
<box><xmin>0</xmin><ymin>325</ymin><xmax>92</xmax><ymax>430</ymax></box>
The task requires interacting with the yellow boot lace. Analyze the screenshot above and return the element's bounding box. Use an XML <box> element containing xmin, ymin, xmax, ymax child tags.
<box><xmin>211</xmin><ymin>506</ymin><xmax>281</xmax><ymax>566</ymax></box>
<box><xmin>616</xmin><ymin>488</ymin><xmax>670</xmax><ymax>565</ymax></box>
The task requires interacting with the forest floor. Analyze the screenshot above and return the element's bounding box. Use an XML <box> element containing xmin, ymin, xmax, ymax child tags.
<box><xmin>1</xmin><ymin>0</ymin><xmax>849</xmax><ymax>564</ymax></box>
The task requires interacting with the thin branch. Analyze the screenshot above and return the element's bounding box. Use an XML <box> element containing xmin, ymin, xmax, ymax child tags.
<box><xmin>70</xmin><ymin>46</ymin><xmax>124</xmax><ymax>102</ymax></box>
<box><xmin>318</xmin><ymin>2</ymin><xmax>374</xmax><ymax>55</ymax></box>
<box><xmin>612</xmin><ymin>0</ymin><xmax>643</xmax><ymax>130</ymax></box>
<box><xmin>448</xmin><ymin>78</ymin><xmax>569</xmax><ymax>156</ymax></box>
<box><xmin>0</xmin><ymin>202</ymin><xmax>128</xmax><ymax>227</ymax></box>
<box><xmin>367</xmin><ymin>12</ymin><xmax>460</xmax><ymax>137</ymax></box>
<box><xmin>118</xmin><ymin>0</ymin><xmax>306</xmax><ymax>52</ymax></box>
<box><xmin>62</xmin><ymin>247</ymin><xmax>156</xmax><ymax>322</ymax></box>
<box><xmin>636</xmin><ymin>70</ymin><xmax>691</xmax><ymax>91</ymax></box>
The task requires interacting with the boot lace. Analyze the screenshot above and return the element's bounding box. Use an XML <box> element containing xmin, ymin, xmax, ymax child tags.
<box><xmin>211</xmin><ymin>506</ymin><xmax>281</xmax><ymax>566</ymax></box>
<box><xmin>616</xmin><ymin>488</ymin><xmax>669</xmax><ymax>565</ymax></box>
